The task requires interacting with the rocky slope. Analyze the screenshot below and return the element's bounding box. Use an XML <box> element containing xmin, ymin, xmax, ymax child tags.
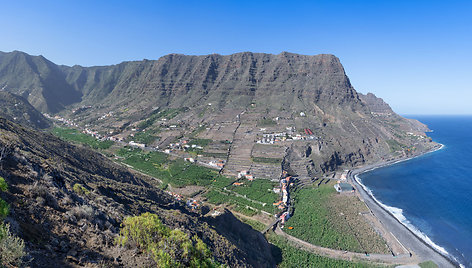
<box><xmin>0</xmin><ymin>50</ymin><xmax>437</xmax><ymax>179</ymax></box>
<box><xmin>0</xmin><ymin>51</ymin><xmax>81</xmax><ymax>113</ymax></box>
<box><xmin>0</xmin><ymin>91</ymin><xmax>51</xmax><ymax>129</ymax></box>
<box><xmin>0</xmin><ymin>117</ymin><xmax>275</xmax><ymax>267</ymax></box>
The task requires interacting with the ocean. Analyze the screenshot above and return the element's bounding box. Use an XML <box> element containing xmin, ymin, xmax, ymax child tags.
<box><xmin>358</xmin><ymin>116</ymin><xmax>472</xmax><ymax>267</ymax></box>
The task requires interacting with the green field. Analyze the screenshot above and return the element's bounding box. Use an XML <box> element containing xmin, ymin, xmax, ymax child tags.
<box><xmin>227</xmin><ymin>179</ymin><xmax>278</xmax><ymax>205</ymax></box>
<box><xmin>127</xmin><ymin>131</ymin><xmax>160</xmax><ymax>145</ymax></box>
<box><xmin>285</xmin><ymin>182</ymin><xmax>389</xmax><ymax>254</ymax></box>
<box><xmin>205</xmin><ymin>190</ymin><xmax>266</xmax><ymax>215</ymax></box>
<box><xmin>138</xmin><ymin>107</ymin><xmax>188</xmax><ymax>129</ymax></box>
<box><xmin>52</xmin><ymin>127</ymin><xmax>114</xmax><ymax>149</ymax></box>
<box><xmin>267</xmin><ymin>233</ymin><xmax>378</xmax><ymax>268</ymax></box>
<box><xmin>116</xmin><ymin>147</ymin><xmax>231</xmax><ymax>188</ymax></box>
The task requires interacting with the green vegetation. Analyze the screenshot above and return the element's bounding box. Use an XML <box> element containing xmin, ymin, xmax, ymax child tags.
<box><xmin>129</xmin><ymin>131</ymin><xmax>160</xmax><ymax>145</ymax></box>
<box><xmin>138</xmin><ymin>109</ymin><xmax>161</xmax><ymax>129</ymax></box>
<box><xmin>0</xmin><ymin>177</ymin><xmax>7</xmax><ymax>192</ymax></box>
<box><xmin>386</xmin><ymin>139</ymin><xmax>406</xmax><ymax>153</ymax></box>
<box><xmin>0</xmin><ymin>178</ymin><xmax>25</xmax><ymax>267</ymax></box>
<box><xmin>0</xmin><ymin>177</ymin><xmax>9</xmax><ymax>218</ymax></box>
<box><xmin>419</xmin><ymin>261</ymin><xmax>439</xmax><ymax>268</ymax></box>
<box><xmin>189</xmin><ymin>124</ymin><xmax>207</xmax><ymax>138</ymax></box>
<box><xmin>185</xmin><ymin>139</ymin><xmax>212</xmax><ymax>154</ymax></box>
<box><xmin>0</xmin><ymin>199</ymin><xmax>9</xmax><ymax>219</ymax></box>
<box><xmin>285</xmin><ymin>182</ymin><xmax>389</xmax><ymax>254</ymax></box>
<box><xmin>138</xmin><ymin>107</ymin><xmax>188</xmax><ymax>129</ymax></box>
<box><xmin>116</xmin><ymin>147</ymin><xmax>230</xmax><ymax>188</ymax></box>
<box><xmin>252</xmin><ymin>156</ymin><xmax>282</xmax><ymax>164</ymax></box>
<box><xmin>116</xmin><ymin>147</ymin><xmax>277</xmax><ymax>216</ymax></box>
<box><xmin>237</xmin><ymin>217</ymin><xmax>266</xmax><ymax>232</ymax></box>
<box><xmin>228</xmin><ymin>179</ymin><xmax>278</xmax><ymax>205</ymax></box>
<box><xmin>0</xmin><ymin>223</ymin><xmax>26</xmax><ymax>267</ymax></box>
<box><xmin>205</xmin><ymin>187</ymin><xmax>276</xmax><ymax>216</ymax></box>
<box><xmin>73</xmin><ymin>183</ymin><xmax>90</xmax><ymax>196</ymax></box>
<box><xmin>189</xmin><ymin>139</ymin><xmax>212</xmax><ymax>147</ymax></box>
<box><xmin>117</xmin><ymin>213</ymin><xmax>219</xmax><ymax>267</ymax></box>
<box><xmin>258</xmin><ymin>118</ymin><xmax>277</xmax><ymax>126</ymax></box>
<box><xmin>267</xmin><ymin>233</ymin><xmax>376</xmax><ymax>268</ymax></box>
<box><xmin>52</xmin><ymin>127</ymin><xmax>114</xmax><ymax>149</ymax></box>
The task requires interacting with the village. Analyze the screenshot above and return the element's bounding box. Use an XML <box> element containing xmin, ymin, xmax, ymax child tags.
<box><xmin>45</xmin><ymin>109</ymin><xmax>358</xmax><ymax>229</ymax></box>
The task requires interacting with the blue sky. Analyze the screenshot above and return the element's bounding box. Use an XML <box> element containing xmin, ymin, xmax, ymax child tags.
<box><xmin>1</xmin><ymin>0</ymin><xmax>471</xmax><ymax>115</ymax></box>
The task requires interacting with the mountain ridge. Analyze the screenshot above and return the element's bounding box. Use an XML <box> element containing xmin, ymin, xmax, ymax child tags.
<box><xmin>0</xmin><ymin>50</ymin><xmax>436</xmax><ymax>177</ymax></box>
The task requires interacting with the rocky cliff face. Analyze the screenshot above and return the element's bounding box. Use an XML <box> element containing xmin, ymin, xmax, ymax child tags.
<box><xmin>0</xmin><ymin>50</ymin><xmax>436</xmax><ymax>178</ymax></box>
<box><xmin>62</xmin><ymin>52</ymin><xmax>365</xmax><ymax>115</ymax></box>
<box><xmin>0</xmin><ymin>118</ymin><xmax>275</xmax><ymax>267</ymax></box>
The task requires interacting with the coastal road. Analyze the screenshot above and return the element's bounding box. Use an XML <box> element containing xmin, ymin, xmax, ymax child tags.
<box><xmin>350</xmin><ymin>166</ymin><xmax>457</xmax><ymax>268</ymax></box>
<box><xmin>274</xmin><ymin>226</ymin><xmax>422</xmax><ymax>265</ymax></box>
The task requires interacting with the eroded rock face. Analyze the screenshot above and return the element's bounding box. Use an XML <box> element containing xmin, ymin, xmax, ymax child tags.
<box><xmin>0</xmin><ymin>118</ymin><xmax>275</xmax><ymax>267</ymax></box>
<box><xmin>0</xmin><ymin>50</ymin><xmax>437</xmax><ymax>187</ymax></box>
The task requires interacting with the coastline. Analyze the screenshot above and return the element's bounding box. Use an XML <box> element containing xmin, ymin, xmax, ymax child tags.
<box><xmin>349</xmin><ymin>144</ymin><xmax>461</xmax><ymax>268</ymax></box>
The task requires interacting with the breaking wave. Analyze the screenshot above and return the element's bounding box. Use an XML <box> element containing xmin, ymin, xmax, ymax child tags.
<box><xmin>354</xmin><ymin>173</ymin><xmax>464</xmax><ymax>267</ymax></box>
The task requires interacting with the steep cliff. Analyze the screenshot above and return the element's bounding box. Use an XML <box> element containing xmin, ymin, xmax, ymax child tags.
<box><xmin>0</xmin><ymin>50</ymin><xmax>436</xmax><ymax>178</ymax></box>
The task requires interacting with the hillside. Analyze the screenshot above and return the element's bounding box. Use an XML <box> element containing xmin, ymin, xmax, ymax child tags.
<box><xmin>0</xmin><ymin>91</ymin><xmax>51</xmax><ymax>129</ymax></box>
<box><xmin>0</xmin><ymin>117</ymin><xmax>275</xmax><ymax>267</ymax></box>
<box><xmin>0</xmin><ymin>50</ymin><xmax>437</xmax><ymax>181</ymax></box>
<box><xmin>0</xmin><ymin>51</ymin><xmax>81</xmax><ymax>113</ymax></box>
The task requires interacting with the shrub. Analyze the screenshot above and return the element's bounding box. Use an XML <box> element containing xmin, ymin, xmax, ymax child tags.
<box><xmin>117</xmin><ymin>213</ymin><xmax>219</xmax><ymax>267</ymax></box>
<box><xmin>0</xmin><ymin>177</ymin><xmax>7</xmax><ymax>192</ymax></box>
<box><xmin>0</xmin><ymin>223</ymin><xmax>25</xmax><ymax>267</ymax></box>
<box><xmin>0</xmin><ymin>178</ymin><xmax>9</xmax><ymax>219</ymax></box>
<box><xmin>70</xmin><ymin>205</ymin><xmax>94</xmax><ymax>220</ymax></box>
<box><xmin>0</xmin><ymin>199</ymin><xmax>9</xmax><ymax>219</ymax></box>
<box><xmin>73</xmin><ymin>183</ymin><xmax>90</xmax><ymax>196</ymax></box>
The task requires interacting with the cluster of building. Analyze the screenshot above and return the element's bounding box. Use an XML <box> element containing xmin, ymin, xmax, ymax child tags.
<box><xmin>165</xmin><ymin>191</ymin><xmax>201</xmax><ymax>211</ymax></box>
<box><xmin>45</xmin><ymin>114</ymin><xmax>79</xmax><ymax>127</ymax></box>
<box><xmin>186</xmin><ymin>199</ymin><xmax>200</xmax><ymax>211</ymax></box>
<box><xmin>165</xmin><ymin>191</ymin><xmax>184</xmax><ymax>201</ymax></box>
<box><xmin>334</xmin><ymin>170</ymin><xmax>355</xmax><ymax>193</ymax></box>
<box><xmin>256</xmin><ymin>127</ymin><xmax>318</xmax><ymax>144</ymax></box>
<box><xmin>209</xmin><ymin>159</ymin><xmax>225</xmax><ymax>169</ymax></box>
<box><xmin>98</xmin><ymin>111</ymin><xmax>114</xmax><ymax>120</ymax></box>
<box><xmin>406</xmin><ymin>132</ymin><xmax>426</xmax><ymax>139</ymax></box>
<box><xmin>128</xmin><ymin>141</ymin><xmax>146</xmax><ymax>148</ymax></box>
<box><xmin>272</xmin><ymin>173</ymin><xmax>294</xmax><ymax>227</ymax></box>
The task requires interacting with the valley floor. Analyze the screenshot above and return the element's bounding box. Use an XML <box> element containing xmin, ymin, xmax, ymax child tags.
<box><xmin>49</xmin><ymin>123</ymin><xmax>450</xmax><ymax>267</ymax></box>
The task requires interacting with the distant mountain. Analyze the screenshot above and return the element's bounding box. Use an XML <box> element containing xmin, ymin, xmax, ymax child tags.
<box><xmin>60</xmin><ymin>52</ymin><xmax>363</xmax><ymax>113</ymax></box>
<box><xmin>0</xmin><ymin>117</ymin><xmax>275</xmax><ymax>267</ymax></box>
<box><xmin>0</xmin><ymin>50</ymin><xmax>437</xmax><ymax>177</ymax></box>
<box><xmin>0</xmin><ymin>51</ymin><xmax>81</xmax><ymax>113</ymax></box>
<box><xmin>0</xmin><ymin>91</ymin><xmax>51</xmax><ymax>129</ymax></box>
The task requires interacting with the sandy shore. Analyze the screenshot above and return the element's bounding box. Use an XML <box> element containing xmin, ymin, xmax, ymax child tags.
<box><xmin>349</xmin><ymin>145</ymin><xmax>459</xmax><ymax>268</ymax></box>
